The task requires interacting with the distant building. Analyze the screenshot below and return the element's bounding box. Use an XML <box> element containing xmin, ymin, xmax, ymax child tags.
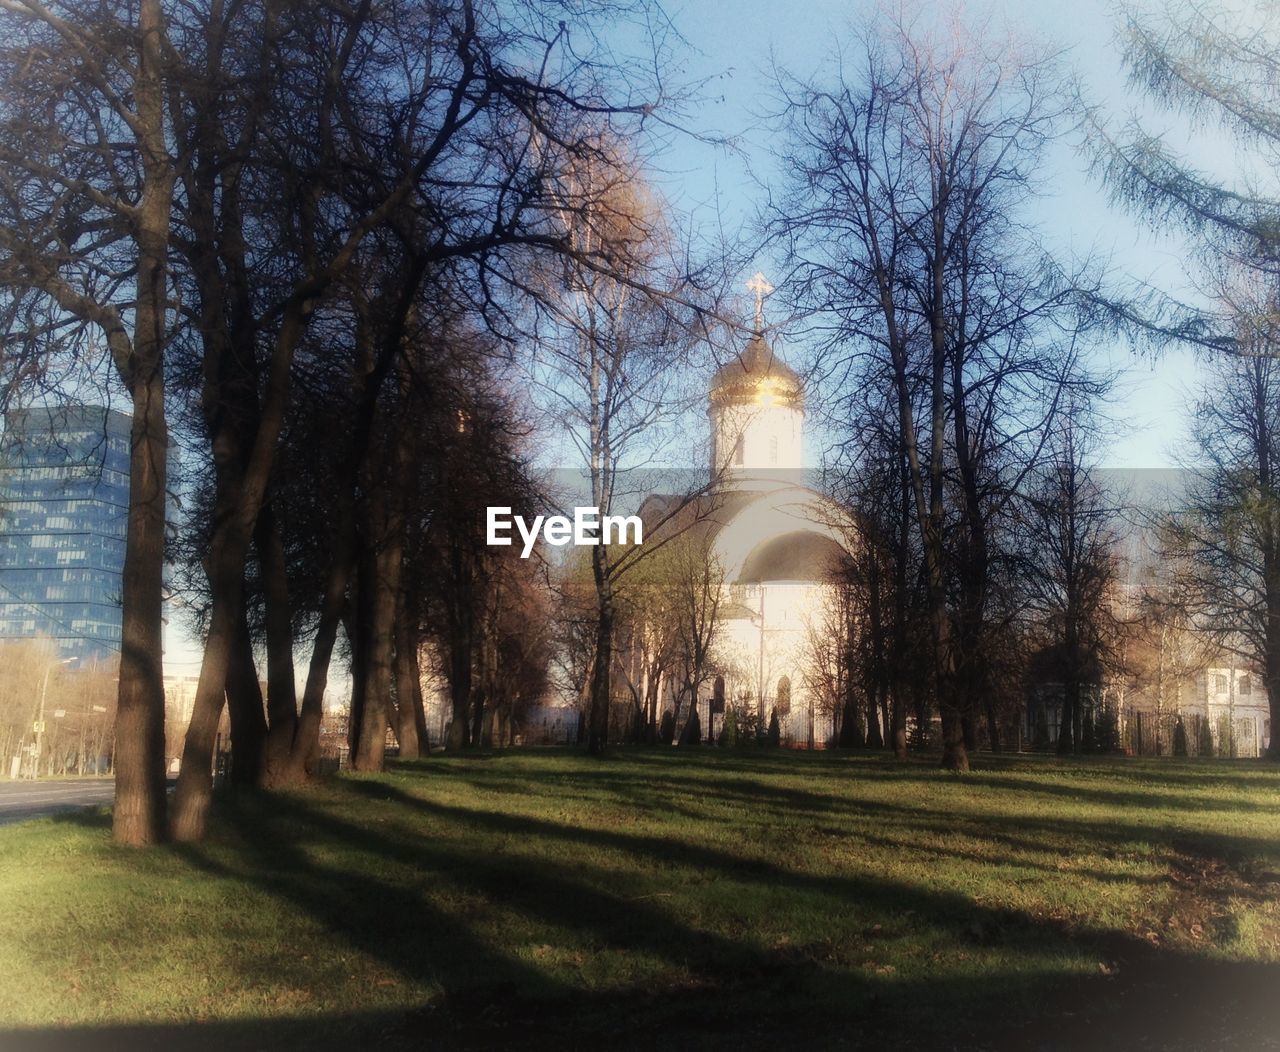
<box><xmin>0</xmin><ymin>405</ymin><xmax>130</xmax><ymax>660</ymax></box>
<box><xmin>1165</xmin><ymin>665</ymin><xmax>1270</xmax><ymax>759</ymax></box>
<box><xmin>632</xmin><ymin>290</ymin><xmax>856</xmax><ymax>747</ymax></box>
<box><xmin>1025</xmin><ymin>650</ymin><xmax>1271</xmax><ymax>758</ymax></box>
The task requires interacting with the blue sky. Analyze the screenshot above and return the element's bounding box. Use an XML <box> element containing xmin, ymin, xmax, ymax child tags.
<box><xmin>623</xmin><ymin>0</ymin><xmax>1222</xmax><ymax>471</ymax></box>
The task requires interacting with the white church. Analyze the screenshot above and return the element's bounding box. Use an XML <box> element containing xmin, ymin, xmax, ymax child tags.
<box><xmin>637</xmin><ymin>275</ymin><xmax>855</xmax><ymax>744</ymax></box>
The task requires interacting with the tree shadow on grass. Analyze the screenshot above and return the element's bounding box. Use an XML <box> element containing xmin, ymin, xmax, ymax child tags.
<box><xmin>427</xmin><ymin>744</ymin><xmax>1276</xmax><ymax>799</ymax></box>
<box><xmin>3</xmin><ymin>762</ymin><xmax>1278</xmax><ymax>1051</ymax></box>
<box><xmin>3</xmin><ymin>957</ymin><xmax>1276</xmax><ymax>1052</ymax></box>
<box><xmin>954</xmin><ymin>768</ymin><xmax>1280</xmax><ymax>815</ymax></box>
<box><xmin>46</xmin><ymin>808</ymin><xmax>112</xmax><ymax>831</ymax></box>
<box><xmin>395</xmin><ymin>755</ymin><xmax>1280</xmax><ymax>923</ymax></box>
<box><xmin>525</xmin><ymin>765</ymin><xmax>1276</xmax><ymax>840</ymax></box>
<box><xmin>241</xmin><ymin>779</ymin><xmax>1280</xmax><ymax>1042</ymax></box>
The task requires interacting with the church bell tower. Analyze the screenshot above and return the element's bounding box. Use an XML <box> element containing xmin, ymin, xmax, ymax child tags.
<box><xmin>708</xmin><ymin>273</ymin><xmax>803</xmax><ymax>487</ymax></box>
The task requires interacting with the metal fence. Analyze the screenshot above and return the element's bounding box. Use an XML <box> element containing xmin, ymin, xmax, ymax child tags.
<box><xmin>1119</xmin><ymin>707</ymin><xmax>1262</xmax><ymax>758</ymax></box>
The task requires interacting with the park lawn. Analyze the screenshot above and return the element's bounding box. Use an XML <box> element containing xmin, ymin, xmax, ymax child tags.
<box><xmin>0</xmin><ymin>750</ymin><xmax>1278</xmax><ymax>1050</ymax></box>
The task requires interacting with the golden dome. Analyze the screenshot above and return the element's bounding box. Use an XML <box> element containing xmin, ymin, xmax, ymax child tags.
<box><xmin>709</xmin><ymin>331</ymin><xmax>802</xmax><ymax>411</ymax></box>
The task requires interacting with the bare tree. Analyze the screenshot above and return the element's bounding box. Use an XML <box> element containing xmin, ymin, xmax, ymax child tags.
<box><xmin>421</xmin><ymin>372</ymin><xmax>544</xmax><ymax>755</ymax></box>
<box><xmin>0</xmin><ymin>0</ymin><xmax>179</xmax><ymax>844</ymax></box>
<box><xmin>1085</xmin><ymin>4</ymin><xmax>1280</xmax><ymax>759</ymax></box>
<box><xmin>160</xmin><ymin>0</ymin><xmax>694</xmax><ymax>835</ymax></box>
<box><xmin>1</xmin><ymin>0</ymin><xmax>706</xmax><ymax>843</ymax></box>
<box><xmin>613</xmin><ymin>550</ymin><xmax>681</xmax><ymax>742</ymax></box>
<box><xmin>1123</xmin><ymin>560</ymin><xmax>1218</xmax><ymax>753</ymax></box>
<box><xmin>1160</xmin><ymin>323</ymin><xmax>1280</xmax><ymax>759</ymax></box>
<box><xmin>667</xmin><ymin>529</ymin><xmax>725</xmax><ymax>744</ymax></box>
<box><xmin>533</xmin><ymin>147</ymin><xmax>710</xmax><ymax>755</ymax></box>
<box><xmin>768</xmin><ymin>9</ymin><xmax>1092</xmax><ymax>769</ymax></box>
<box><xmin>1021</xmin><ymin>403</ymin><xmax>1123</xmax><ymax>753</ymax></box>
<box><xmin>799</xmin><ymin>559</ymin><xmax>862</xmax><ymax>748</ymax></box>
<box><xmin>0</xmin><ymin>639</ymin><xmax>116</xmax><ymax>777</ymax></box>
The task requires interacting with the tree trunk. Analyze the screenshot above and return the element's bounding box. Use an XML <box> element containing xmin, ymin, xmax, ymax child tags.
<box><xmin>1058</xmin><ymin>675</ymin><xmax>1079</xmax><ymax>754</ymax></box>
<box><xmin>935</xmin><ymin>609</ymin><xmax>968</xmax><ymax>771</ymax></box>
<box><xmin>113</xmin><ymin>352</ymin><xmax>170</xmax><ymax>845</ymax></box>
<box><xmin>446</xmin><ymin>642</ymin><xmax>471</xmax><ymax>750</ymax></box>
<box><xmin>278</xmin><ymin>273</ymin><xmax>415</xmax><ymax>781</ymax></box>
<box><xmin>931</xmin><ymin>188</ymin><xmax>967</xmax><ymax>775</ymax></box>
<box><xmin>1266</xmin><ymin>603</ymin><xmax>1280</xmax><ymax>760</ymax></box>
<box><xmin>890</xmin><ymin>688</ymin><xmax>908</xmax><ymax>759</ymax></box>
<box><xmin>470</xmin><ymin>688</ymin><xmax>487</xmax><ymax>748</ymax></box>
<box><xmin>877</xmin><ymin>676</ymin><xmax>891</xmax><ymax>751</ymax></box>
<box><xmin>353</xmin><ymin>519</ymin><xmax>400</xmax><ymax>771</ymax></box>
<box><xmin>865</xmin><ymin>704</ymin><xmax>884</xmax><ymax>748</ymax></box>
<box><xmin>588</xmin><ymin>561</ymin><xmax>614</xmax><ymax>756</ymax></box>
<box><xmin>840</xmin><ymin>642</ymin><xmax>865</xmax><ymax>748</ymax></box>
<box><xmin>445</xmin><ymin>541</ymin><xmax>473</xmax><ymax>751</ymax></box>
<box><xmin>984</xmin><ymin>691</ymin><xmax>1001</xmax><ymax>753</ymax></box>
<box><xmin>287</xmin><ymin>592</ymin><xmax>347</xmax><ymax>780</ymax></box>
<box><xmin>281</xmin><ymin>479</ymin><xmax>358</xmax><ymax>783</ymax></box>
<box><xmin>346</xmin><ymin>594</ymin><xmax>368</xmax><ymax>758</ymax></box>
<box><xmin>225</xmin><ymin>605</ymin><xmax>267</xmax><ymax>786</ymax></box>
<box><xmin>111</xmin><ymin>0</ymin><xmax>173</xmax><ymax>847</ymax></box>
<box><xmin>840</xmin><ymin>694</ymin><xmax>865</xmax><ymax>748</ymax></box>
<box><xmin>867</xmin><ymin>552</ymin><xmax>889</xmax><ymax>750</ymax></box>
<box><xmin>646</xmin><ymin>666</ymin><xmax>661</xmax><ymax>744</ymax></box>
<box><xmin>350</xmin><ymin>436</ymin><xmax>407</xmax><ymax>772</ymax></box>
<box><xmin>394</xmin><ymin>614</ymin><xmax>425</xmax><ymax>760</ymax></box>
<box><xmin>170</xmin><ymin>586</ymin><xmax>238</xmax><ymax>841</ymax></box>
<box><xmin>257</xmin><ymin>503</ymin><xmax>298</xmax><ymax>783</ymax></box>
<box><xmin>890</xmin><ymin>460</ymin><xmax>910</xmax><ymax>761</ymax></box>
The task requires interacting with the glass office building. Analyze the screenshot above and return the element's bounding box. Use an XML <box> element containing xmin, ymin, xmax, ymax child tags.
<box><xmin>0</xmin><ymin>405</ymin><xmax>131</xmax><ymax>660</ymax></box>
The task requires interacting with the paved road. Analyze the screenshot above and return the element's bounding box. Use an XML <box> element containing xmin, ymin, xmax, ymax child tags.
<box><xmin>0</xmin><ymin>778</ymin><xmax>114</xmax><ymax>827</ymax></box>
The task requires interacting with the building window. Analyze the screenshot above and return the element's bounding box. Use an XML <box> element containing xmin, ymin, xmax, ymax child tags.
<box><xmin>775</xmin><ymin>676</ymin><xmax>791</xmax><ymax>716</ymax></box>
<box><xmin>1215</xmin><ymin>673</ymin><xmax>1228</xmax><ymax>695</ymax></box>
<box><xmin>712</xmin><ymin>676</ymin><xmax>725</xmax><ymax>714</ymax></box>
<box><xmin>733</xmin><ymin>436</ymin><xmax>744</xmax><ymax>466</ymax></box>
<box><xmin>1239</xmin><ymin>674</ymin><xmax>1252</xmax><ymax>696</ymax></box>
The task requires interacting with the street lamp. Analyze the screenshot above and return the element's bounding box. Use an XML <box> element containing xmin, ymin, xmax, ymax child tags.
<box><xmin>744</xmin><ymin>582</ymin><xmax>767</xmax><ymax>728</ymax></box>
<box><xmin>32</xmin><ymin>656</ymin><xmax>76</xmax><ymax>779</ymax></box>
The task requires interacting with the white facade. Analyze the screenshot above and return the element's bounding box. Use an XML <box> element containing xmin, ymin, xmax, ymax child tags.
<box><xmin>657</xmin><ymin>327</ymin><xmax>855</xmax><ymax>745</ymax></box>
<box><xmin>711</xmin><ymin>401</ymin><xmax>804</xmax><ymax>479</ymax></box>
<box><xmin>1185</xmin><ymin>666</ymin><xmax>1271</xmax><ymax>757</ymax></box>
<box><xmin>714</xmin><ymin>579</ymin><xmax>834</xmax><ymax>744</ymax></box>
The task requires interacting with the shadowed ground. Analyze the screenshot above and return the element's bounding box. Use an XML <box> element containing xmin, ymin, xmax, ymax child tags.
<box><xmin>0</xmin><ymin>749</ymin><xmax>1277</xmax><ymax>1050</ymax></box>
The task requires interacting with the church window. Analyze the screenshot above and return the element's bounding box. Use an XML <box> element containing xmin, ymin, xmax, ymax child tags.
<box><xmin>769</xmin><ymin>435</ymin><xmax>778</xmax><ymax>464</ymax></box>
<box><xmin>775</xmin><ymin>676</ymin><xmax>791</xmax><ymax>716</ymax></box>
<box><xmin>733</xmin><ymin>436</ymin><xmax>744</xmax><ymax>466</ymax></box>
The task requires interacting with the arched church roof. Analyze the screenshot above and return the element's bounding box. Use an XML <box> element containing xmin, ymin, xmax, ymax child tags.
<box><xmin>737</xmin><ymin>529</ymin><xmax>847</xmax><ymax>584</ymax></box>
<box><xmin>635</xmin><ymin>484</ymin><xmax>855</xmax><ymax>588</ymax></box>
<box><xmin>709</xmin><ymin>331</ymin><xmax>802</xmax><ymax>411</ymax></box>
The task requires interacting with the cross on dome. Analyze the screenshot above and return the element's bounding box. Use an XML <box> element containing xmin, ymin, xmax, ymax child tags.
<box><xmin>746</xmin><ymin>271</ymin><xmax>774</xmax><ymax>330</ymax></box>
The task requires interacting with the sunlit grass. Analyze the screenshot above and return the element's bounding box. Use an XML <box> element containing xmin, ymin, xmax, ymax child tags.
<box><xmin>0</xmin><ymin>749</ymin><xmax>1277</xmax><ymax>1047</ymax></box>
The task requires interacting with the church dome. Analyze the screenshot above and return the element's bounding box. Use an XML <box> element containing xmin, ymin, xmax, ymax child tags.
<box><xmin>709</xmin><ymin>331</ymin><xmax>802</xmax><ymax>411</ymax></box>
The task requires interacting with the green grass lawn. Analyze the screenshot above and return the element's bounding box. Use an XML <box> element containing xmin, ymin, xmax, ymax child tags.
<box><xmin>1</xmin><ymin>750</ymin><xmax>1278</xmax><ymax>1050</ymax></box>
